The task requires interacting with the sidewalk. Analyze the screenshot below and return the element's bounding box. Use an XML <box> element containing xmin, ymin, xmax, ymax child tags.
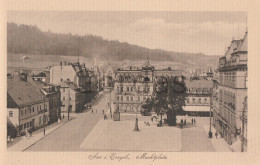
<box><xmin>7</xmin><ymin>118</ymin><xmax>71</xmax><ymax>152</ymax></box>
<box><xmin>202</xmin><ymin>125</ymin><xmax>232</xmax><ymax>152</ymax></box>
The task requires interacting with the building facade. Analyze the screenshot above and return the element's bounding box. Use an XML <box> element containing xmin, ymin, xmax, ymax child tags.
<box><xmin>7</xmin><ymin>74</ymin><xmax>49</xmax><ymax>135</ymax></box>
<box><xmin>114</xmin><ymin>60</ymin><xmax>182</xmax><ymax>113</ymax></box>
<box><xmin>213</xmin><ymin>32</ymin><xmax>248</xmax><ymax>145</ymax></box>
<box><xmin>59</xmin><ymin>81</ymin><xmax>86</xmax><ymax>113</ymax></box>
<box><xmin>183</xmin><ymin>79</ymin><xmax>213</xmax><ymax>116</ymax></box>
<box><xmin>50</xmin><ymin>62</ymin><xmax>97</xmax><ymax>103</ymax></box>
<box><xmin>33</xmin><ymin>80</ymin><xmax>61</xmax><ymax>123</ymax></box>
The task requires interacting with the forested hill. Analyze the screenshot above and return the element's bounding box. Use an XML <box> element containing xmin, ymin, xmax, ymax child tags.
<box><xmin>7</xmin><ymin>22</ymin><xmax>220</xmax><ymax>66</ymax></box>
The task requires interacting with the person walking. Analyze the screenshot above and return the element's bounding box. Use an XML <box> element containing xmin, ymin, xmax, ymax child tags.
<box><xmin>184</xmin><ymin>119</ymin><xmax>186</xmax><ymax>125</ymax></box>
<box><xmin>63</xmin><ymin>114</ymin><xmax>64</xmax><ymax>119</ymax></box>
<box><xmin>102</xmin><ymin>109</ymin><xmax>104</xmax><ymax>114</ymax></box>
<box><xmin>191</xmin><ymin>118</ymin><xmax>194</xmax><ymax>124</ymax></box>
<box><xmin>194</xmin><ymin>118</ymin><xmax>196</xmax><ymax>123</ymax></box>
<box><xmin>91</xmin><ymin>109</ymin><xmax>94</xmax><ymax>114</ymax></box>
<box><xmin>215</xmin><ymin>131</ymin><xmax>218</xmax><ymax>139</ymax></box>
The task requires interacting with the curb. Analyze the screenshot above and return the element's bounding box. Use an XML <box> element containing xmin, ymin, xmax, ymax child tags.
<box><xmin>21</xmin><ymin>119</ymin><xmax>72</xmax><ymax>152</ymax></box>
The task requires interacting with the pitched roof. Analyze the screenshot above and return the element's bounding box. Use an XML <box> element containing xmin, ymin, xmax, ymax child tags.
<box><xmin>7</xmin><ymin>75</ymin><xmax>44</xmax><ymax>107</ymax></box>
<box><xmin>236</xmin><ymin>32</ymin><xmax>248</xmax><ymax>52</ymax></box>
<box><xmin>184</xmin><ymin>79</ymin><xmax>213</xmax><ymax>89</ymax></box>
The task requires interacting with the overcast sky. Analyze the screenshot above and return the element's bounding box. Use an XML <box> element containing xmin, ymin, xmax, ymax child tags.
<box><xmin>7</xmin><ymin>11</ymin><xmax>247</xmax><ymax>55</ymax></box>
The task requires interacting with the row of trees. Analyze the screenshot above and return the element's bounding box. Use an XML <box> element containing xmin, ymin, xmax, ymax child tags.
<box><xmin>142</xmin><ymin>76</ymin><xmax>187</xmax><ymax>126</ymax></box>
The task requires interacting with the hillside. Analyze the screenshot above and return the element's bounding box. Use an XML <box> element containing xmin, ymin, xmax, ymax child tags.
<box><xmin>7</xmin><ymin>22</ymin><xmax>220</xmax><ymax>68</ymax></box>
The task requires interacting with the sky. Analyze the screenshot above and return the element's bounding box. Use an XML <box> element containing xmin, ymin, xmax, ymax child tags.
<box><xmin>7</xmin><ymin>11</ymin><xmax>247</xmax><ymax>55</ymax></box>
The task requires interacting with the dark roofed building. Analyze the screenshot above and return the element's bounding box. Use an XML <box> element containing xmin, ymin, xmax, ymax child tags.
<box><xmin>7</xmin><ymin>74</ymin><xmax>49</xmax><ymax>135</ymax></box>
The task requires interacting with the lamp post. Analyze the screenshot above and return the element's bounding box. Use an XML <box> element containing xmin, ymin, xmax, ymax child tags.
<box><xmin>43</xmin><ymin>96</ymin><xmax>46</xmax><ymax>136</ymax></box>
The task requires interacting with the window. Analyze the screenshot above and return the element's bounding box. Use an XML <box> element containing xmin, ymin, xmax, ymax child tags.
<box><xmin>21</xmin><ymin>110</ymin><xmax>23</xmax><ymax>116</ymax></box>
<box><xmin>32</xmin><ymin>107</ymin><xmax>34</xmax><ymax>112</ymax></box>
<box><xmin>131</xmin><ymin>87</ymin><xmax>133</xmax><ymax>91</ymax></box>
<box><xmin>40</xmin><ymin>105</ymin><xmax>41</xmax><ymax>110</ymax></box>
<box><xmin>198</xmin><ymin>98</ymin><xmax>201</xmax><ymax>104</ymax></box>
<box><xmin>138</xmin><ymin>96</ymin><xmax>140</xmax><ymax>102</ymax></box>
<box><xmin>63</xmin><ymin>96</ymin><xmax>65</xmax><ymax>101</ymax></box>
<box><xmin>121</xmin><ymin>87</ymin><xmax>123</xmax><ymax>91</ymax></box>
<box><xmin>121</xmin><ymin>96</ymin><xmax>123</xmax><ymax>101</ymax></box>
<box><xmin>24</xmin><ymin>123</ymin><xmax>26</xmax><ymax>129</ymax></box>
<box><xmin>204</xmin><ymin>98</ymin><xmax>207</xmax><ymax>102</ymax></box>
<box><xmin>131</xmin><ymin>97</ymin><xmax>133</xmax><ymax>101</ymax></box>
<box><xmin>61</xmin><ymin>78</ymin><xmax>63</xmax><ymax>82</ymax></box>
<box><xmin>126</xmin><ymin>96</ymin><xmax>129</xmax><ymax>101</ymax></box>
<box><xmin>192</xmin><ymin>98</ymin><xmax>196</xmax><ymax>104</ymax></box>
<box><xmin>25</xmin><ymin>109</ymin><xmax>26</xmax><ymax>115</ymax></box>
<box><xmin>29</xmin><ymin>107</ymin><xmax>31</xmax><ymax>113</ymax></box>
<box><xmin>19</xmin><ymin>125</ymin><xmax>23</xmax><ymax>130</ymax></box>
<box><xmin>187</xmin><ymin>98</ymin><xmax>190</xmax><ymax>104</ymax></box>
<box><xmin>138</xmin><ymin>87</ymin><xmax>140</xmax><ymax>91</ymax></box>
<box><xmin>127</xmin><ymin>87</ymin><xmax>129</xmax><ymax>91</ymax></box>
<box><xmin>69</xmin><ymin>97</ymin><xmax>71</xmax><ymax>101</ymax></box>
<box><xmin>27</xmin><ymin>122</ymin><xmax>30</xmax><ymax>128</ymax></box>
<box><xmin>9</xmin><ymin>111</ymin><xmax>13</xmax><ymax>117</ymax></box>
<box><xmin>117</xmin><ymin>96</ymin><xmax>119</xmax><ymax>101</ymax></box>
<box><xmin>63</xmin><ymin>88</ymin><xmax>65</xmax><ymax>92</ymax></box>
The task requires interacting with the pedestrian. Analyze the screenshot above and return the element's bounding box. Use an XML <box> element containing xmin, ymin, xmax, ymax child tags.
<box><xmin>192</xmin><ymin>118</ymin><xmax>194</xmax><ymax>124</ymax></box>
<box><xmin>91</xmin><ymin>109</ymin><xmax>94</xmax><ymax>114</ymax></box>
<box><xmin>215</xmin><ymin>131</ymin><xmax>218</xmax><ymax>139</ymax></box>
<box><xmin>63</xmin><ymin>114</ymin><xmax>64</xmax><ymax>119</ymax></box>
<box><xmin>151</xmin><ymin>117</ymin><xmax>153</xmax><ymax>122</ymax></box>
<box><xmin>194</xmin><ymin>118</ymin><xmax>196</xmax><ymax>123</ymax></box>
<box><xmin>111</xmin><ymin>113</ymin><xmax>112</xmax><ymax>118</ymax></box>
<box><xmin>181</xmin><ymin>119</ymin><xmax>183</xmax><ymax>125</ymax></box>
<box><xmin>104</xmin><ymin>114</ymin><xmax>106</xmax><ymax>120</ymax></box>
<box><xmin>102</xmin><ymin>109</ymin><xmax>104</xmax><ymax>114</ymax></box>
<box><xmin>184</xmin><ymin>119</ymin><xmax>186</xmax><ymax>125</ymax></box>
<box><xmin>96</xmin><ymin>109</ymin><xmax>97</xmax><ymax>114</ymax></box>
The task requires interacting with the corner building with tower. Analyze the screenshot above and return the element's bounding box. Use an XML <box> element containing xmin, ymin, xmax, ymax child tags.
<box><xmin>114</xmin><ymin>60</ymin><xmax>182</xmax><ymax>113</ymax></box>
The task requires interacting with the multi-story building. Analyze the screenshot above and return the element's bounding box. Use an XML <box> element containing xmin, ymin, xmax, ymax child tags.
<box><xmin>213</xmin><ymin>31</ymin><xmax>248</xmax><ymax>145</ymax></box>
<box><xmin>183</xmin><ymin>79</ymin><xmax>213</xmax><ymax>116</ymax></box>
<box><xmin>50</xmin><ymin>62</ymin><xmax>98</xmax><ymax>103</ymax></box>
<box><xmin>33</xmin><ymin>80</ymin><xmax>61</xmax><ymax>124</ymax></box>
<box><xmin>7</xmin><ymin>74</ymin><xmax>49</xmax><ymax>135</ymax></box>
<box><xmin>114</xmin><ymin>60</ymin><xmax>182</xmax><ymax>113</ymax></box>
<box><xmin>59</xmin><ymin>81</ymin><xmax>86</xmax><ymax>113</ymax></box>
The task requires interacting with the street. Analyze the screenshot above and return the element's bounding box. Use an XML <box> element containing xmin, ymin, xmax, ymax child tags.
<box><xmin>23</xmin><ymin>91</ymin><xmax>228</xmax><ymax>152</ymax></box>
<box><xmin>25</xmin><ymin>92</ymin><xmax>110</xmax><ymax>151</ymax></box>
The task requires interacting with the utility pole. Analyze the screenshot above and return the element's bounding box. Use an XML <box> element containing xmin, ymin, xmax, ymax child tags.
<box><xmin>208</xmin><ymin>94</ymin><xmax>213</xmax><ymax>138</ymax></box>
<box><xmin>241</xmin><ymin>97</ymin><xmax>247</xmax><ymax>152</ymax></box>
<box><xmin>43</xmin><ymin>96</ymin><xmax>46</xmax><ymax>136</ymax></box>
<box><xmin>68</xmin><ymin>87</ymin><xmax>70</xmax><ymax>120</ymax></box>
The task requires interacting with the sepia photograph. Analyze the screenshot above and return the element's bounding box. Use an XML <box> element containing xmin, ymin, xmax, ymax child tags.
<box><xmin>5</xmin><ymin>10</ymin><xmax>249</xmax><ymax>153</ymax></box>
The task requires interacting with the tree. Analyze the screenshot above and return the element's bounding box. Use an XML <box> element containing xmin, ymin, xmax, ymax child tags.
<box><xmin>142</xmin><ymin>76</ymin><xmax>187</xmax><ymax>126</ymax></box>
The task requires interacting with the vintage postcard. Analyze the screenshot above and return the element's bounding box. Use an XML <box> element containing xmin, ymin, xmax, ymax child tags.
<box><xmin>1</xmin><ymin>0</ymin><xmax>260</xmax><ymax>165</ymax></box>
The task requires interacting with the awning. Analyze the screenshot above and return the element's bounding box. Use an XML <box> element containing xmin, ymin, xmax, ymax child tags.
<box><xmin>183</xmin><ymin>106</ymin><xmax>210</xmax><ymax>112</ymax></box>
